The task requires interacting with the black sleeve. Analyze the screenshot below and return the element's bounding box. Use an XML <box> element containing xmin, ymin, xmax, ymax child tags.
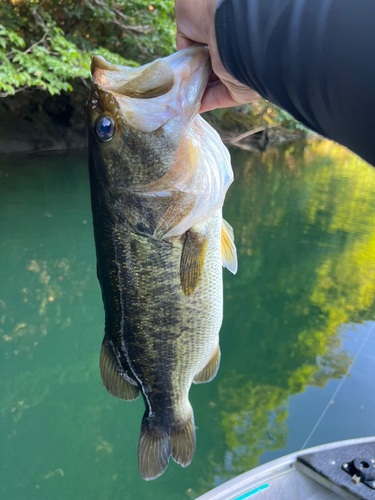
<box><xmin>215</xmin><ymin>0</ymin><xmax>375</xmax><ymax>166</ymax></box>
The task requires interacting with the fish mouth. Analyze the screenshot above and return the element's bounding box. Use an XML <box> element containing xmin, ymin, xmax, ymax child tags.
<box><xmin>91</xmin><ymin>45</ymin><xmax>211</xmax><ymax>132</ymax></box>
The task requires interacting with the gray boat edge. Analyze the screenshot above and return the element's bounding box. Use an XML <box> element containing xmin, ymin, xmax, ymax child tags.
<box><xmin>196</xmin><ymin>436</ymin><xmax>375</xmax><ymax>500</ymax></box>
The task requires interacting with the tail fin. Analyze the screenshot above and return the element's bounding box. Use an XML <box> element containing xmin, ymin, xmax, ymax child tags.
<box><xmin>138</xmin><ymin>415</ymin><xmax>170</xmax><ymax>481</ymax></box>
<box><xmin>138</xmin><ymin>407</ymin><xmax>196</xmax><ymax>480</ymax></box>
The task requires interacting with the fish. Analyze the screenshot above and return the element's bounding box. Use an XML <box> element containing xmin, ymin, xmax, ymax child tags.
<box><xmin>87</xmin><ymin>44</ymin><xmax>237</xmax><ymax>480</ymax></box>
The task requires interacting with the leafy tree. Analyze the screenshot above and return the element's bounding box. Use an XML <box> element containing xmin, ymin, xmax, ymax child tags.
<box><xmin>0</xmin><ymin>0</ymin><xmax>306</xmax><ymax>135</ymax></box>
<box><xmin>0</xmin><ymin>0</ymin><xmax>175</xmax><ymax>96</ymax></box>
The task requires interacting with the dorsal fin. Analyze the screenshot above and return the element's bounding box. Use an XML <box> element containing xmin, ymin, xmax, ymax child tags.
<box><xmin>100</xmin><ymin>344</ymin><xmax>139</xmax><ymax>401</ymax></box>
<box><xmin>180</xmin><ymin>228</ymin><xmax>208</xmax><ymax>296</ymax></box>
<box><xmin>193</xmin><ymin>345</ymin><xmax>221</xmax><ymax>384</ymax></box>
<box><xmin>221</xmin><ymin>219</ymin><xmax>238</xmax><ymax>274</ymax></box>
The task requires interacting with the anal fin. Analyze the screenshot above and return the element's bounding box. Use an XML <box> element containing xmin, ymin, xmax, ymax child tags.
<box><xmin>100</xmin><ymin>344</ymin><xmax>139</xmax><ymax>401</ymax></box>
<box><xmin>221</xmin><ymin>219</ymin><xmax>238</xmax><ymax>274</ymax></box>
<box><xmin>180</xmin><ymin>228</ymin><xmax>208</xmax><ymax>296</ymax></box>
<box><xmin>193</xmin><ymin>345</ymin><xmax>221</xmax><ymax>384</ymax></box>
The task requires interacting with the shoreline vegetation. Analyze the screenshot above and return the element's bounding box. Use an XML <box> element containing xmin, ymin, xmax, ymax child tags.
<box><xmin>0</xmin><ymin>0</ymin><xmax>308</xmax><ymax>154</ymax></box>
<box><xmin>0</xmin><ymin>85</ymin><xmax>307</xmax><ymax>154</ymax></box>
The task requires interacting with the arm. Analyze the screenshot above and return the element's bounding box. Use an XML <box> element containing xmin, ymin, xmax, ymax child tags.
<box><xmin>215</xmin><ymin>0</ymin><xmax>375</xmax><ymax>166</ymax></box>
<box><xmin>175</xmin><ymin>0</ymin><xmax>375</xmax><ymax>166</ymax></box>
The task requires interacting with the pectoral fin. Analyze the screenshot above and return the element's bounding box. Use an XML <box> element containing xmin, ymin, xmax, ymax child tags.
<box><xmin>100</xmin><ymin>344</ymin><xmax>139</xmax><ymax>401</ymax></box>
<box><xmin>221</xmin><ymin>219</ymin><xmax>238</xmax><ymax>274</ymax></box>
<box><xmin>193</xmin><ymin>345</ymin><xmax>221</xmax><ymax>384</ymax></box>
<box><xmin>180</xmin><ymin>228</ymin><xmax>208</xmax><ymax>296</ymax></box>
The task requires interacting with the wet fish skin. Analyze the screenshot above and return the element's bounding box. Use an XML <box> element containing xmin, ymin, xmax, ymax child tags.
<box><xmin>87</xmin><ymin>45</ymin><xmax>236</xmax><ymax>480</ymax></box>
<box><xmin>112</xmin><ymin>212</ymin><xmax>222</xmax><ymax>478</ymax></box>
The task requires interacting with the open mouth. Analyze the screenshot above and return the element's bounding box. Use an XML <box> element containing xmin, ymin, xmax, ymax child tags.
<box><xmin>91</xmin><ymin>45</ymin><xmax>211</xmax><ymax>132</ymax></box>
<box><xmin>91</xmin><ymin>44</ymin><xmax>211</xmax><ymax>99</ymax></box>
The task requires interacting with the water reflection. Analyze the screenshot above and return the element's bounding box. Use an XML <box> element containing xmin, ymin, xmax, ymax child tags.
<box><xmin>194</xmin><ymin>140</ymin><xmax>375</xmax><ymax>492</ymax></box>
<box><xmin>1</xmin><ymin>142</ymin><xmax>375</xmax><ymax>500</ymax></box>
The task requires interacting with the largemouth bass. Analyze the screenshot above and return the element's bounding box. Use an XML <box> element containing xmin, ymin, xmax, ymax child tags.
<box><xmin>87</xmin><ymin>45</ymin><xmax>237</xmax><ymax>480</ymax></box>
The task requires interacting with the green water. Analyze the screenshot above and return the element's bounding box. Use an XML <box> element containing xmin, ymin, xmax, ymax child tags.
<box><xmin>1</xmin><ymin>140</ymin><xmax>375</xmax><ymax>499</ymax></box>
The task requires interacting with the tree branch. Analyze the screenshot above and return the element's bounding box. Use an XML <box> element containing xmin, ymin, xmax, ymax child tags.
<box><xmin>23</xmin><ymin>29</ymin><xmax>50</xmax><ymax>55</ymax></box>
<box><xmin>0</xmin><ymin>86</ymin><xmax>28</xmax><ymax>98</ymax></box>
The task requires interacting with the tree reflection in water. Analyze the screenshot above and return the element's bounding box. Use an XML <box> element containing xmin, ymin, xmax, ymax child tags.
<box><xmin>194</xmin><ymin>140</ymin><xmax>375</xmax><ymax>493</ymax></box>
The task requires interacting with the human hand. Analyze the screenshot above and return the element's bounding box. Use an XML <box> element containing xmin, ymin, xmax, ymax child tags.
<box><xmin>175</xmin><ymin>0</ymin><xmax>260</xmax><ymax>112</ymax></box>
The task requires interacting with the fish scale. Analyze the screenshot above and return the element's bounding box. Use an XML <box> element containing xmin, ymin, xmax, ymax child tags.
<box><xmin>113</xmin><ymin>211</ymin><xmax>222</xmax><ymax>411</ymax></box>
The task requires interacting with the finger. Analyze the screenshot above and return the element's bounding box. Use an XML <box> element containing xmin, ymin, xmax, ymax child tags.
<box><xmin>176</xmin><ymin>29</ymin><xmax>195</xmax><ymax>51</ymax></box>
<box><xmin>200</xmin><ymin>82</ymin><xmax>240</xmax><ymax>112</ymax></box>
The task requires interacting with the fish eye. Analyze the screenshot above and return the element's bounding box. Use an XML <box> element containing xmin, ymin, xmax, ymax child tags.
<box><xmin>95</xmin><ymin>116</ymin><xmax>115</xmax><ymax>141</ymax></box>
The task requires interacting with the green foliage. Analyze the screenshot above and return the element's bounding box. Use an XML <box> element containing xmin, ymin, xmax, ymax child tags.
<box><xmin>0</xmin><ymin>0</ymin><xmax>175</xmax><ymax>96</ymax></box>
